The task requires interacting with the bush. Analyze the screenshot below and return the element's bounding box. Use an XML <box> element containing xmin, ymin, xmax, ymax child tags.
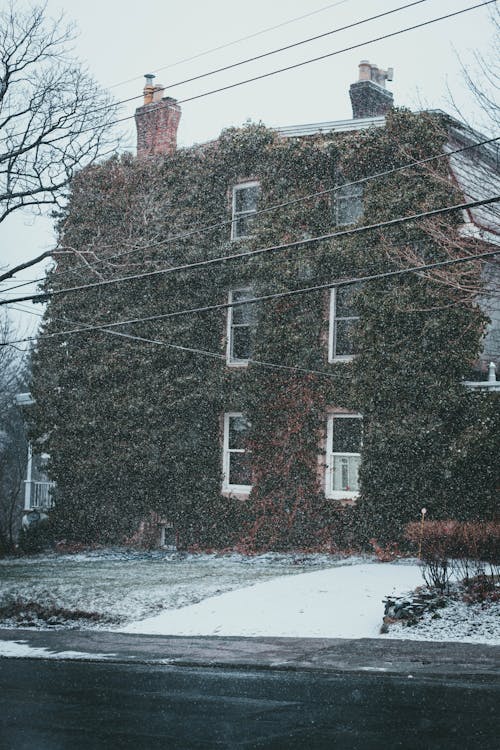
<box><xmin>405</xmin><ymin>520</ymin><xmax>500</xmax><ymax>593</ymax></box>
<box><xmin>18</xmin><ymin>519</ymin><xmax>55</xmax><ymax>554</ymax></box>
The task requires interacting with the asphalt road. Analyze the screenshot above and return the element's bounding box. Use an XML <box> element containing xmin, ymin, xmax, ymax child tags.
<box><xmin>0</xmin><ymin>658</ymin><xmax>498</xmax><ymax>750</ymax></box>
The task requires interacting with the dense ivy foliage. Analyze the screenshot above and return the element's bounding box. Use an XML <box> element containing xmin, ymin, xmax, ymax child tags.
<box><xmin>30</xmin><ymin>109</ymin><xmax>498</xmax><ymax>549</ymax></box>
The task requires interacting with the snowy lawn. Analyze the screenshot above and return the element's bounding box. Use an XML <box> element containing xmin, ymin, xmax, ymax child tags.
<box><xmin>118</xmin><ymin>563</ymin><xmax>424</xmax><ymax>639</ymax></box>
<box><xmin>0</xmin><ymin>549</ymin><xmax>349</xmax><ymax>629</ymax></box>
<box><xmin>118</xmin><ymin>563</ymin><xmax>499</xmax><ymax>644</ymax></box>
<box><xmin>1</xmin><ymin>552</ymin><xmax>497</xmax><ymax>644</ymax></box>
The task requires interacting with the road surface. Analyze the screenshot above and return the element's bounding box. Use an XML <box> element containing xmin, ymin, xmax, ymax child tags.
<box><xmin>0</xmin><ymin>647</ymin><xmax>498</xmax><ymax>749</ymax></box>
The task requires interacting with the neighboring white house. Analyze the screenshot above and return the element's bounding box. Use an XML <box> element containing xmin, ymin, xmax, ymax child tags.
<box><xmin>15</xmin><ymin>392</ymin><xmax>55</xmax><ymax>527</ymax></box>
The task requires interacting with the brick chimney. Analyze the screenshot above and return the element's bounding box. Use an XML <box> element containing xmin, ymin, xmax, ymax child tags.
<box><xmin>135</xmin><ymin>74</ymin><xmax>181</xmax><ymax>157</ymax></box>
<box><xmin>349</xmin><ymin>60</ymin><xmax>394</xmax><ymax>119</ymax></box>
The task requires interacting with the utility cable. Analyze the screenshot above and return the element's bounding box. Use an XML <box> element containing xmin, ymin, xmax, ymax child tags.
<box><xmin>107</xmin><ymin>0</ymin><xmax>353</xmax><ymax>90</ymax></box>
<box><xmin>2</xmin><ymin>247</ymin><xmax>498</xmax><ymax>349</ymax></box>
<box><xmin>1</xmin><ymin>1</ymin><xmax>494</xmax><ymax>145</ymax></box>
<box><xmin>2</xmin><ymin>134</ymin><xmax>498</xmax><ymax>295</ymax></box>
<box><xmin>174</xmin><ymin>1</ymin><xmax>496</xmax><ymax>107</ymax></box>
<box><xmin>0</xmin><ymin>0</ymin><xmax>431</xmax><ymax>139</ymax></box>
<box><xmin>1</xmin><ymin>195</ymin><xmax>497</xmax><ymax>307</ymax></box>
<box><xmin>123</xmin><ymin>1</ymin><xmax>434</xmax><ymax>110</ymax></box>
<box><xmin>5</xmin><ymin>303</ymin><xmax>337</xmax><ymax>379</ymax></box>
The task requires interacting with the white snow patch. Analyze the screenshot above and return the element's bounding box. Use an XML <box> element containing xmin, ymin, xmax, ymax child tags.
<box><xmin>386</xmin><ymin>597</ymin><xmax>500</xmax><ymax>645</ymax></box>
<box><xmin>118</xmin><ymin>563</ymin><xmax>423</xmax><ymax>639</ymax></box>
<box><xmin>0</xmin><ymin>640</ymin><xmax>116</xmax><ymax>660</ymax></box>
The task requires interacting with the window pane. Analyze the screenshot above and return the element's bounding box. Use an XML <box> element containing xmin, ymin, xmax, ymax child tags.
<box><xmin>235</xmin><ymin>185</ymin><xmax>260</xmax><ymax>213</ymax></box>
<box><xmin>228</xmin><ymin>415</ymin><xmax>250</xmax><ymax>449</ymax></box>
<box><xmin>335</xmin><ymin>286</ymin><xmax>358</xmax><ymax>317</ymax></box>
<box><xmin>232</xmin><ymin>289</ymin><xmax>251</xmax><ymax>304</ymax></box>
<box><xmin>330</xmin><ymin>418</ymin><xmax>362</xmax><ymax>453</ymax></box>
<box><xmin>228</xmin><ymin>452</ymin><xmax>252</xmax><ymax>486</ymax></box>
<box><xmin>232</xmin><ymin>293</ymin><xmax>255</xmax><ymax>325</ymax></box>
<box><xmin>234</xmin><ymin>214</ymin><xmax>256</xmax><ymax>238</ymax></box>
<box><xmin>331</xmin><ymin>455</ymin><xmax>361</xmax><ymax>491</ymax></box>
<box><xmin>336</xmin><ymin>183</ymin><xmax>363</xmax><ymax>226</ymax></box>
<box><xmin>334</xmin><ymin>319</ymin><xmax>357</xmax><ymax>357</ymax></box>
<box><xmin>231</xmin><ymin>327</ymin><xmax>252</xmax><ymax>361</ymax></box>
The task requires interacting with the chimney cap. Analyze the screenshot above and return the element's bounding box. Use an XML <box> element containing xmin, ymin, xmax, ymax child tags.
<box><xmin>144</xmin><ymin>73</ymin><xmax>156</xmax><ymax>85</ymax></box>
<box><xmin>357</xmin><ymin>60</ymin><xmax>393</xmax><ymax>88</ymax></box>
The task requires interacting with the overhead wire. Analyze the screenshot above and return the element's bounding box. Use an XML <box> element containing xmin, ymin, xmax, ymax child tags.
<box><xmin>2</xmin><ymin>134</ymin><xmax>499</xmax><ymax>296</ymax></box>
<box><xmin>1</xmin><ymin>1</ymin><xmax>495</xmax><ymax>145</ymax></box>
<box><xmin>4</xmin><ymin>303</ymin><xmax>338</xmax><ymax>379</ymax></box>
<box><xmin>117</xmin><ymin>0</ymin><xmax>434</xmax><ymax>110</ymax></box>
<box><xmin>1</xmin><ymin>195</ymin><xmax>497</xmax><ymax>307</ymax></box>
<box><xmin>175</xmin><ymin>2</ymin><xmax>497</xmax><ymax>107</ymax></box>
<box><xmin>107</xmin><ymin>0</ymin><xmax>353</xmax><ymax>90</ymax></box>
<box><xmin>2</xmin><ymin>247</ymin><xmax>498</xmax><ymax>350</ymax></box>
<box><xmin>0</xmin><ymin>0</ymin><xmax>432</xmax><ymax>140</ymax></box>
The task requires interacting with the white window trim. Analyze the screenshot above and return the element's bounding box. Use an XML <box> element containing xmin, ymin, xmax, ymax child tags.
<box><xmin>226</xmin><ymin>288</ymin><xmax>253</xmax><ymax>367</ymax></box>
<box><xmin>325</xmin><ymin>413</ymin><xmax>362</xmax><ymax>500</ymax></box>
<box><xmin>222</xmin><ymin>412</ymin><xmax>252</xmax><ymax>494</ymax></box>
<box><xmin>328</xmin><ymin>288</ymin><xmax>359</xmax><ymax>363</ymax></box>
<box><xmin>231</xmin><ymin>180</ymin><xmax>260</xmax><ymax>241</ymax></box>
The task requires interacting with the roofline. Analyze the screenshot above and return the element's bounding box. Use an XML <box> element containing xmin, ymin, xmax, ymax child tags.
<box><xmin>275</xmin><ymin>115</ymin><xmax>386</xmax><ymax>138</ymax></box>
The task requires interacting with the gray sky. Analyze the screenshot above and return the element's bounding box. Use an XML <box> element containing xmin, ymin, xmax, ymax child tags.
<box><xmin>1</xmin><ymin>0</ymin><xmax>497</xmax><ymax>335</ymax></box>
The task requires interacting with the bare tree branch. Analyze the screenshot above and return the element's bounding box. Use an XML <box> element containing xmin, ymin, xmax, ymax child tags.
<box><xmin>0</xmin><ymin>2</ymin><xmax>120</xmax><ymax>225</ymax></box>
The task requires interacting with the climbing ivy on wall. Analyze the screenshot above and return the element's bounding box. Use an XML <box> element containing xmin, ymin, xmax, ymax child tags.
<box><xmin>30</xmin><ymin>109</ymin><xmax>497</xmax><ymax>549</ymax></box>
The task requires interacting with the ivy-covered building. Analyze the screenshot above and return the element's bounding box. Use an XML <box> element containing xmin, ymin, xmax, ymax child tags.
<box><xmin>31</xmin><ymin>62</ymin><xmax>499</xmax><ymax>549</ymax></box>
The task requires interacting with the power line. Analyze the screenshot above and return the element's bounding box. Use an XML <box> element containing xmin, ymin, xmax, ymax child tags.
<box><xmin>5</xmin><ymin>303</ymin><xmax>336</xmax><ymax>379</ymax></box>
<box><xmin>2</xmin><ymin>1</ymin><xmax>494</xmax><ymax>146</ymax></box>
<box><xmin>0</xmin><ymin>0</ymin><xmax>427</xmax><ymax>144</ymax></box>
<box><xmin>174</xmin><ymin>1</ymin><xmax>496</xmax><ymax>107</ymax></box>
<box><xmin>3</xmin><ymin>247</ymin><xmax>498</xmax><ymax>349</ymax></box>
<box><xmin>2</xmin><ymin>195</ymin><xmax>497</xmax><ymax>307</ymax></box>
<box><xmin>133</xmin><ymin>1</ymin><xmax>434</xmax><ymax>108</ymax></box>
<box><xmin>107</xmin><ymin>0</ymin><xmax>353</xmax><ymax>90</ymax></box>
<box><xmin>1</xmin><ymin>0</ymin><xmax>431</xmax><ymax>140</ymax></box>
<box><xmin>3</xmin><ymin>134</ymin><xmax>498</xmax><ymax>295</ymax></box>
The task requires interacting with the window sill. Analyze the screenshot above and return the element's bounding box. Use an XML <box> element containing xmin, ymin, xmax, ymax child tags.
<box><xmin>222</xmin><ymin>486</ymin><xmax>252</xmax><ymax>499</ymax></box>
<box><xmin>326</xmin><ymin>491</ymin><xmax>359</xmax><ymax>501</ymax></box>
<box><xmin>328</xmin><ymin>355</ymin><xmax>355</xmax><ymax>364</ymax></box>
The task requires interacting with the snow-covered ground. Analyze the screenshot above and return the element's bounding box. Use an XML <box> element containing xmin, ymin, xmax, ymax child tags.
<box><xmin>119</xmin><ymin>563</ymin><xmax>424</xmax><ymax>639</ymax></box>
<box><xmin>1</xmin><ymin>551</ymin><xmax>498</xmax><ymax>645</ymax></box>
<box><xmin>0</xmin><ymin>640</ymin><xmax>116</xmax><ymax>660</ymax></box>
<box><xmin>118</xmin><ymin>562</ymin><xmax>499</xmax><ymax>643</ymax></box>
<box><xmin>0</xmin><ymin>549</ymin><xmax>352</xmax><ymax>628</ymax></box>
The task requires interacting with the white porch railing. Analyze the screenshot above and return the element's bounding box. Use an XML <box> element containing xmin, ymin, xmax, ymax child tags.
<box><xmin>25</xmin><ymin>481</ymin><xmax>55</xmax><ymax>509</ymax></box>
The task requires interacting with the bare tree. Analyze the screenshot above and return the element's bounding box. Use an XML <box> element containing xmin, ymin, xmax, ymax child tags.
<box><xmin>0</xmin><ymin>403</ymin><xmax>27</xmax><ymax>551</ymax></box>
<box><xmin>452</xmin><ymin>4</ymin><xmax>500</xmax><ymax>137</ymax></box>
<box><xmin>0</xmin><ymin>312</ymin><xmax>27</xmax><ymax>550</ymax></box>
<box><xmin>0</xmin><ymin>2</ymin><xmax>119</xmax><ymax>229</ymax></box>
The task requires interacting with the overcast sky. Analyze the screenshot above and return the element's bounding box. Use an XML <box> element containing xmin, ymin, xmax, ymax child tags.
<box><xmin>1</xmin><ymin>0</ymin><xmax>497</xmax><ymax>335</ymax></box>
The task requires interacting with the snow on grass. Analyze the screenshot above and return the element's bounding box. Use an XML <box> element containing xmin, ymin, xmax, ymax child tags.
<box><xmin>2</xmin><ymin>552</ymin><xmax>498</xmax><ymax>644</ymax></box>
<box><xmin>0</xmin><ymin>640</ymin><xmax>116</xmax><ymax>660</ymax></box>
<box><xmin>118</xmin><ymin>563</ymin><xmax>424</xmax><ymax>639</ymax></box>
<box><xmin>0</xmin><ymin>549</ymin><xmax>356</xmax><ymax>629</ymax></box>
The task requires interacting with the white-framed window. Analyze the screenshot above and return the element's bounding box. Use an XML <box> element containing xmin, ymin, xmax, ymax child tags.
<box><xmin>226</xmin><ymin>288</ymin><xmax>256</xmax><ymax>366</ymax></box>
<box><xmin>222</xmin><ymin>413</ymin><xmax>252</xmax><ymax>493</ymax></box>
<box><xmin>231</xmin><ymin>181</ymin><xmax>260</xmax><ymax>240</ymax></box>
<box><xmin>325</xmin><ymin>413</ymin><xmax>362</xmax><ymax>500</ymax></box>
<box><xmin>328</xmin><ymin>286</ymin><xmax>360</xmax><ymax>362</ymax></box>
<box><xmin>335</xmin><ymin>180</ymin><xmax>363</xmax><ymax>226</ymax></box>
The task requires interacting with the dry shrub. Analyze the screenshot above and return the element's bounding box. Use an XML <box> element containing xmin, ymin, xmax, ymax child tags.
<box><xmin>405</xmin><ymin>520</ymin><xmax>500</xmax><ymax>594</ymax></box>
<box><xmin>369</xmin><ymin>539</ymin><xmax>401</xmax><ymax>562</ymax></box>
